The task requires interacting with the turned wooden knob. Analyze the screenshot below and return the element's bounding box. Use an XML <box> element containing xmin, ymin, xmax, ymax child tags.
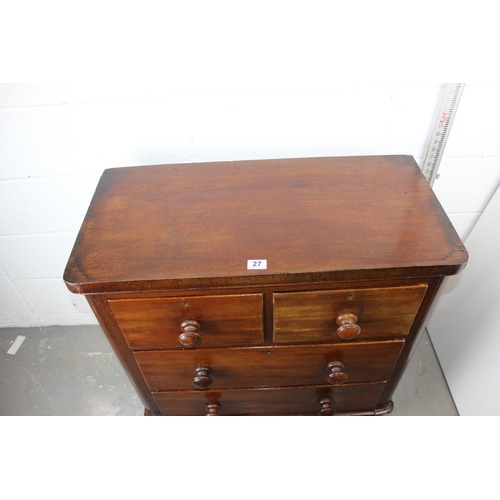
<box><xmin>205</xmin><ymin>402</ymin><xmax>221</xmax><ymax>416</ymax></box>
<box><xmin>326</xmin><ymin>361</ymin><xmax>348</xmax><ymax>385</ymax></box>
<box><xmin>318</xmin><ymin>398</ymin><xmax>335</xmax><ymax>416</ymax></box>
<box><xmin>179</xmin><ymin>319</ymin><xmax>202</xmax><ymax>348</ymax></box>
<box><xmin>192</xmin><ymin>366</ymin><xmax>213</xmax><ymax>390</ymax></box>
<box><xmin>336</xmin><ymin>312</ymin><xmax>361</xmax><ymax>340</ymax></box>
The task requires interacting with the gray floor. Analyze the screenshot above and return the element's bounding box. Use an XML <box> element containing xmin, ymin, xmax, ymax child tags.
<box><xmin>0</xmin><ymin>325</ymin><xmax>458</xmax><ymax>416</ymax></box>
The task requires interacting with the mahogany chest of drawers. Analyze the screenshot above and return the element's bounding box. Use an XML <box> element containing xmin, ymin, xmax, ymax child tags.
<box><xmin>64</xmin><ymin>155</ymin><xmax>468</xmax><ymax>416</ymax></box>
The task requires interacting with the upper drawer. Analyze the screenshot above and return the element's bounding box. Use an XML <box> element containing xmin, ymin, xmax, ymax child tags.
<box><xmin>273</xmin><ymin>284</ymin><xmax>427</xmax><ymax>343</ymax></box>
<box><xmin>109</xmin><ymin>294</ymin><xmax>264</xmax><ymax>350</ymax></box>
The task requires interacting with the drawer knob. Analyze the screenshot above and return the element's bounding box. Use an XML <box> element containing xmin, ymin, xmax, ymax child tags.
<box><xmin>326</xmin><ymin>361</ymin><xmax>348</xmax><ymax>385</ymax></box>
<box><xmin>179</xmin><ymin>319</ymin><xmax>202</xmax><ymax>348</ymax></box>
<box><xmin>336</xmin><ymin>312</ymin><xmax>361</xmax><ymax>340</ymax></box>
<box><xmin>193</xmin><ymin>366</ymin><xmax>213</xmax><ymax>390</ymax></box>
<box><xmin>318</xmin><ymin>398</ymin><xmax>335</xmax><ymax>416</ymax></box>
<box><xmin>205</xmin><ymin>402</ymin><xmax>221</xmax><ymax>416</ymax></box>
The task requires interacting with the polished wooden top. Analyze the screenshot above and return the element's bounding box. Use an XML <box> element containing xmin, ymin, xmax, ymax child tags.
<box><xmin>64</xmin><ymin>155</ymin><xmax>468</xmax><ymax>293</ymax></box>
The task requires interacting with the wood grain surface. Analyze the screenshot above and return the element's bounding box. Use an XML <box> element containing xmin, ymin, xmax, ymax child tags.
<box><xmin>109</xmin><ymin>293</ymin><xmax>264</xmax><ymax>349</ymax></box>
<box><xmin>152</xmin><ymin>383</ymin><xmax>387</xmax><ymax>416</ymax></box>
<box><xmin>133</xmin><ymin>340</ymin><xmax>404</xmax><ymax>391</ymax></box>
<box><xmin>64</xmin><ymin>155</ymin><xmax>468</xmax><ymax>293</ymax></box>
<box><xmin>273</xmin><ymin>284</ymin><xmax>427</xmax><ymax>343</ymax></box>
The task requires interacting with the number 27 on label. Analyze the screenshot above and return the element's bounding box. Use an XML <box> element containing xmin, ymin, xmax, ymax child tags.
<box><xmin>247</xmin><ymin>259</ymin><xmax>267</xmax><ymax>270</ymax></box>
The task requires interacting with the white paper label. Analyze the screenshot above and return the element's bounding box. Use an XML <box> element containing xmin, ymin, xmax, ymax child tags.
<box><xmin>247</xmin><ymin>259</ymin><xmax>267</xmax><ymax>270</ymax></box>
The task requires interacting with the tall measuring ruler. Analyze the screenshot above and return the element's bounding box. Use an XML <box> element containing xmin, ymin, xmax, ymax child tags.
<box><xmin>421</xmin><ymin>83</ymin><xmax>465</xmax><ymax>187</ymax></box>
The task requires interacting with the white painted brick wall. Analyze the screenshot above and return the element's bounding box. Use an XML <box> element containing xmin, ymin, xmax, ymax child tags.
<box><xmin>1</xmin><ymin>83</ymin><xmax>499</xmax><ymax>327</ymax></box>
<box><xmin>433</xmin><ymin>84</ymin><xmax>500</xmax><ymax>242</ymax></box>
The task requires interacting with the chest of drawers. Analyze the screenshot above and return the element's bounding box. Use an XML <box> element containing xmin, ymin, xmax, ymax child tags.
<box><xmin>64</xmin><ymin>155</ymin><xmax>468</xmax><ymax>415</ymax></box>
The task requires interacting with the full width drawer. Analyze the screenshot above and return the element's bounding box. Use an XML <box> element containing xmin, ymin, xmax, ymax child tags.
<box><xmin>109</xmin><ymin>294</ymin><xmax>264</xmax><ymax>350</ymax></box>
<box><xmin>152</xmin><ymin>383</ymin><xmax>387</xmax><ymax>416</ymax></box>
<box><xmin>273</xmin><ymin>285</ymin><xmax>427</xmax><ymax>343</ymax></box>
<box><xmin>134</xmin><ymin>340</ymin><xmax>404</xmax><ymax>391</ymax></box>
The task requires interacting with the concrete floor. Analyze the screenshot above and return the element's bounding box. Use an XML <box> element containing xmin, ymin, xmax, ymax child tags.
<box><xmin>0</xmin><ymin>325</ymin><xmax>458</xmax><ymax>416</ymax></box>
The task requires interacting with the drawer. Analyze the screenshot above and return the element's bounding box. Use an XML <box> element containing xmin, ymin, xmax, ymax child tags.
<box><xmin>134</xmin><ymin>340</ymin><xmax>404</xmax><ymax>391</ymax></box>
<box><xmin>273</xmin><ymin>284</ymin><xmax>427</xmax><ymax>343</ymax></box>
<box><xmin>153</xmin><ymin>383</ymin><xmax>387</xmax><ymax>416</ymax></box>
<box><xmin>109</xmin><ymin>294</ymin><xmax>264</xmax><ymax>350</ymax></box>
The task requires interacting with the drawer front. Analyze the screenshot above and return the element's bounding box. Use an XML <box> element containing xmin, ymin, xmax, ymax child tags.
<box><xmin>134</xmin><ymin>340</ymin><xmax>404</xmax><ymax>391</ymax></box>
<box><xmin>273</xmin><ymin>284</ymin><xmax>427</xmax><ymax>343</ymax></box>
<box><xmin>109</xmin><ymin>294</ymin><xmax>264</xmax><ymax>350</ymax></box>
<box><xmin>153</xmin><ymin>383</ymin><xmax>386</xmax><ymax>416</ymax></box>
